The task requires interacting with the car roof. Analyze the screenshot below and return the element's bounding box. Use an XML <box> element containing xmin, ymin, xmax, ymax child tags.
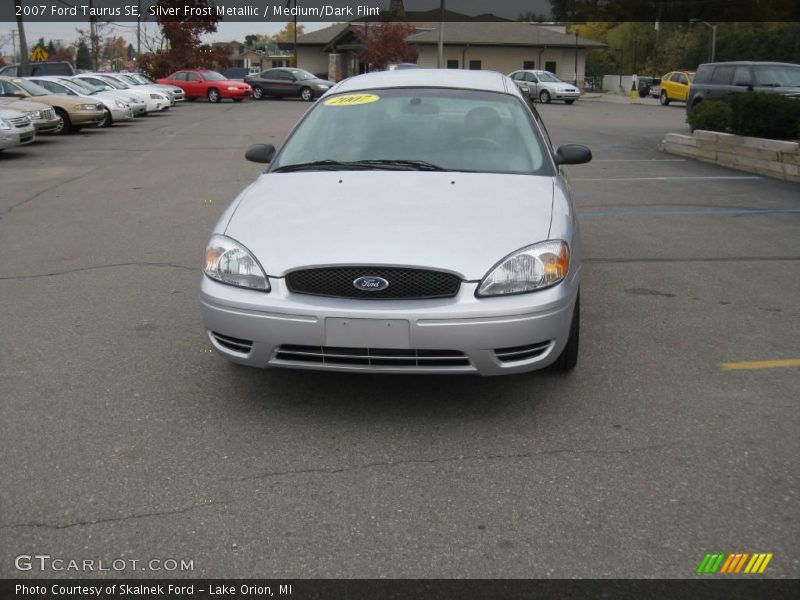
<box><xmin>698</xmin><ymin>61</ymin><xmax>799</xmax><ymax>67</ymax></box>
<box><xmin>333</xmin><ymin>69</ymin><xmax>510</xmax><ymax>94</ymax></box>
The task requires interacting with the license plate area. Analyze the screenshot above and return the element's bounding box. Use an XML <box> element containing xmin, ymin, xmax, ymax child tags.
<box><xmin>325</xmin><ymin>318</ymin><xmax>410</xmax><ymax>349</ymax></box>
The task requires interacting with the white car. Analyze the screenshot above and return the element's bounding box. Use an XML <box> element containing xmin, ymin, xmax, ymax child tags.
<box><xmin>27</xmin><ymin>76</ymin><xmax>133</xmax><ymax>127</ymax></box>
<box><xmin>0</xmin><ymin>107</ymin><xmax>35</xmax><ymax>151</ymax></box>
<box><xmin>81</xmin><ymin>74</ymin><xmax>169</xmax><ymax>113</ymax></box>
<box><xmin>117</xmin><ymin>73</ymin><xmax>185</xmax><ymax>102</ymax></box>
<box><xmin>71</xmin><ymin>74</ymin><xmax>148</xmax><ymax>116</ymax></box>
<box><xmin>509</xmin><ymin>70</ymin><xmax>582</xmax><ymax>104</ymax></box>
<box><xmin>96</xmin><ymin>73</ymin><xmax>173</xmax><ymax>109</ymax></box>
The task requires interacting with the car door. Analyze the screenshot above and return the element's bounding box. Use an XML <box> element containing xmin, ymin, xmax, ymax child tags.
<box><xmin>709</xmin><ymin>66</ymin><xmax>736</xmax><ymax>101</ymax></box>
<box><xmin>675</xmin><ymin>72</ymin><xmax>691</xmax><ymax>100</ymax></box>
<box><xmin>184</xmin><ymin>72</ymin><xmax>203</xmax><ymax>97</ymax></box>
<box><xmin>274</xmin><ymin>71</ymin><xmax>296</xmax><ymax>97</ymax></box>
<box><xmin>732</xmin><ymin>66</ymin><xmax>754</xmax><ymax>93</ymax></box>
<box><xmin>170</xmin><ymin>72</ymin><xmax>187</xmax><ymax>93</ymax></box>
<box><xmin>525</xmin><ymin>72</ymin><xmax>540</xmax><ymax>97</ymax></box>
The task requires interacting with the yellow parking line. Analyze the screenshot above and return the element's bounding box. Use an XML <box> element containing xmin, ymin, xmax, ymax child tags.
<box><xmin>721</xmin><ymin>359</ymin><xmax>800</xmax><ymax>371</ymax></box>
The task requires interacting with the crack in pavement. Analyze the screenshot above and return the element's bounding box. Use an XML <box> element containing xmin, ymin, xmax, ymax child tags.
<box><xmin>0</xmin><ymin>262</ymin><xmax>198</xmax><ymax>280</ymax></box>
<box><xmin>226</xmin><ymin>445</ymin><xmax>668</xmax><ymax>482</ymax></box>
<box><xmin>0</xmin><ymin>168</ymin><xmax>101</xmax><ymax>218</ymax></box>
<box><xmin>0</xmin><ymin>501</ymin><xmax>228</xmax><ymax>531</ymax></box>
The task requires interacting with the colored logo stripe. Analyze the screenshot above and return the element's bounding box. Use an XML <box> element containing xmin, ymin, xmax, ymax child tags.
<box><xmin>697</xmin><ymin>552</ymin><xmax>773</xmax><ymax>574</ymax></box>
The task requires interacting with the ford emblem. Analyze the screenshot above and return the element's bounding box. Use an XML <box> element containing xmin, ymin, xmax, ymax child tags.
<box><xmin>353</xmin><ymin>276</ymin><xmax>389</xmax><ymax>291</ymax></box>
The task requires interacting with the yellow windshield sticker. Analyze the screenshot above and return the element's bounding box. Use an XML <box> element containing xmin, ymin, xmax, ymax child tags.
<box><xmin>324</xmin><ymin>94</ymin><xmax>380</xmax><ymax>106</ymax></box>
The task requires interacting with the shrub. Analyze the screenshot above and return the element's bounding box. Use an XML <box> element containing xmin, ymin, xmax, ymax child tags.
<box><xmin>687</xmin><ymin>101</ymin><xmax>731</xmax><ymax>133</ymax></box>
<box><xmin>730</xmin><ymin>92</ymin><xmax>800</xmax><ymax>141</ymax></box>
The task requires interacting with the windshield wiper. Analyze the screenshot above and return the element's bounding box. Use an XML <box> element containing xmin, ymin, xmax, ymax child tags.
<box><xmin>273</xmin><ymin>159</ymin><xmax>448</xmax><ymax>173</ymax></box>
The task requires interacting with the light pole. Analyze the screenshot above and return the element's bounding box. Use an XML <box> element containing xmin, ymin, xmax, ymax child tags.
<box><xmin>690</xmin><ymin>19</ymin><xmax>717</xmax><ymax>62</ymax></box>
<box><xmin>437</xmin><ymin>0</ymin><xmax>444</xmax><ymax>68</ymax></box>
<box><xmin>574</xmin><ymin>29</ymin><xmax>578</xmax><ymax>85</ymax></box>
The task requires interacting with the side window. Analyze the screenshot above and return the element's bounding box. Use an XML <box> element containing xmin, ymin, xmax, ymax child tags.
<box><xmin>733</xmin><ymin>67</ymin><xmax>752</xmax><ymax>86</ymax></box>
<box><xmin>693</xmin><ymin>66</ymin><xmax>713</xmax><ymax>85</ymax></box>
<box><xmin>523</xmin><ymin>60</ymin><xmax>535</xmax><ymax>70</ymax></box>
<box><xmin>526</xmin><ymin>73</ymin><xmax>538</xmax><ymax>83</ymax></box>
<box><xmin>678</xmin><ymin>73</ymin><xmax>689</xmax><ymax>85</ymax></box>
<box><xmin>3</xmin><ymin>66</ymin><xmax>19</xmax><ymax>76</ymax></box>
<box><xmin>172</xmin><ymin>73</ymin><xmax>186</xmax><ymax>81</ymax></box>
<box><xmin>469</xmin><ymin>60</ymin><xmax>482</xmax><ymax>70</ymax></box>
<box><xmin>259</xmin><ymin>70</ymin><xmax>271</xmax><ymax>78</ymax></box>
<box><xmin>186</xmin><ymin>73</ymin><xmax>200</xmax><ymax>81</ymax></box>
<box><xmin>711</xmin><ymin>66</ymin><xmax>734</xmax><ymax>85</ymax></box>
<box><xmin>511</xmin><ymin>72</ymin><xmax>523</xmax><ymax>81</ymax></box>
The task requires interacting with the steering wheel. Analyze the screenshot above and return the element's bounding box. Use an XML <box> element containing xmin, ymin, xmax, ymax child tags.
<box><xmin>459</xmin><ymin>137</ymin><xmax>503</xmax><ymax>150</ymax></box>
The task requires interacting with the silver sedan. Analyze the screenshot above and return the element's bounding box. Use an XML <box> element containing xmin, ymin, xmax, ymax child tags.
<box><xmin>200</xmin><ymin>70</ymin><xmax>591</xmax><ymax>375</ymax></box>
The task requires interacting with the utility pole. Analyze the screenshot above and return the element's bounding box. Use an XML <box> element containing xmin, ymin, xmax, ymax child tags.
<box><xmin>437</xmin><ymin>0</ymin><xmax>444</xmax><ymax>68</ymax></box>
<box><xmin>136</xmin><ymin>0</ymin><xmax>141</xmax><ymax>61</ymax></box>
<box><xmin>14</xmin><ymin>0</ymin><xmax>28</xmax><ymax>75</ymax></box>
<box><xmin>10</xmin><ymin>29</ymin><xmax>17</xmax><ymax>62</ymax></box>
<box><xmin>88</xmin><ymin>0</ymin><xmax>99</xmax><ymax>70</ymax></box>
<box><xmin>574</xmin><ymin>29</ymin><xmax>578</xmax><ymax>85</ymax></box>
<box><xmin>690</xmin><ymin>19</ymin><xmax>717</xmax><ymax>63</ymax></box>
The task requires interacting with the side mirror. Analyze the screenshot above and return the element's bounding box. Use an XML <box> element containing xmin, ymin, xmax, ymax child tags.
<box><xmin>245</xmin><ymin>143</ymin><xmax>276</xmax><ymax>164</ymax></box>
<box><xmin>554</xmin><ymin>144</ymin><xmax>592</xmax><ymax>165</ymax></box>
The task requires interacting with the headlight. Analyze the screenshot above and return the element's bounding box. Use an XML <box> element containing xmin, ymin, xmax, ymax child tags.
<box><xmin>477</xmin><ymin>240</ymin><xmax>570</xmax><ymax>297</ymax></box>
<box><xmin>27</xmin><ymin>110</ymin><xmax>42</xmax><ymax>119</ymax></box>
<box><xmin>314</xmin><ymin>84</ymin><xmax>329</xmax><ymax>90</ymax></box>
<box><xmin>0</xmin><ymin>118</ymin><xmax>11</xmax><ymax>130</ymax></box>
<box><xmin>78</xmin><ymin>103</ymin><xmax>98</xmax><ymax>111</ymax></box>
<box><xmin>203</xmin><ymin>234</ymin><xmax>269</xmax><ymax>291</ymax></box>
<box><xmin>149</xmin><ymin>93</ymin><xmax>163</xmax><ymax>100</ymax></box>
<box><xmin>115</xmin><ymin>100</ymin><xmax>126</xmax><ymax>108</ymax></box>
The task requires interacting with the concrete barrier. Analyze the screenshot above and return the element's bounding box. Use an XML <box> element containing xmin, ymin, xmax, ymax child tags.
<box><xmin>661</xmin><ymin>130</ymin><xmax>800</xmax><ymax>182</ymax></box>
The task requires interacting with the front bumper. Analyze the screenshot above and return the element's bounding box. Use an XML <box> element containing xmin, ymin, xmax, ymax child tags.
<box><xmin>200</xmin><ymin>269</ymin><xmax>579</xmax><ymax>376</ymax></box>
<box><xmin>0</xmin><ymin>125</ymin><xmax>35</xmax><ymax>148</ymax></box>
<box><xmin>221</xmin><ymin>88</ymin><xmax>252</xmax><ymax>99</ymax></box>
<box><xmin>553</xmin><ymin>90</ymin><xmax>581</xmax><ymax>100</ymax></box>
<box><xmin>71</xmin><ymin>110</ymin><xmax>105</xmax><ymax>126</ymax></box>
<box><xmin>111</xmin><ymin>106</ymin><xmax>134</xmax><ymax>122</ymax></box>
<box><xmin>31</xmin><ymin>118</ymin><xmax>60</xmax><ymax>134</ymax></box>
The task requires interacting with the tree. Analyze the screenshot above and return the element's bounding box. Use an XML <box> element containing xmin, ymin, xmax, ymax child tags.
<box><xmin>76</xmin><ymin>40</ymin><xmax>92</xmax><ymax>70</ymax></box>
<box><xmin>46</xmin><ymin>40</ymin><xmax>57</xmax><ymax>56</ymax></box>
<box><xmin>273</xmin><ymin>22</ymin><xmax>305</xmax><ymax>43</ymax></box>
<box><xmin>14</xmin><ymin>0</ymin><xmax>28</xmax><ymax>75</ymax></box>
<box><xmin>354</xmin><ymin>23</ymin><xmax>418</xmax><ymax>70</ymax></box>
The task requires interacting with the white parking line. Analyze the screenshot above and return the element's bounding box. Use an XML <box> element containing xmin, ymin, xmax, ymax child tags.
<box><xmin>592</xmin><ymin>159</ymin><xmax>687</xmax><ymax>162</ymax></box>
<box><xmin>573</xmin><ymin>176</ymin><xmax>762</xmax><ymax>181</ymax></box>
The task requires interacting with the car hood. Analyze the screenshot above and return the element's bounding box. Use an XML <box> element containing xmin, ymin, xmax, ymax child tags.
<box><xmin>224</xmin><ymin>171</ymin><xmax>555</xmax><ymax>280</ymax></box>
<box><xmin>0</xmin><ymin>98</ymin><xmax>52</xmax><ymax>112</ymax></box>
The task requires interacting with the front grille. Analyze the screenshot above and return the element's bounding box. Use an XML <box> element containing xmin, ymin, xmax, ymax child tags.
<box><xmin>286</xmin><ymin>266</ymin><xmax>461</xmax><ymax>300</ymax></box>
<box><xmin>211</xmin><ymin>332</ymin><xmax>253</xmax><ymax>354</ymax></box>
<box><xmin>8</xmin><ymin>116</ymin><xmax>30</xmax><ymax>128</ymax></box>
<box><xmin>275</xmin><ymin>345</ymin><xmax>470</xmax><ymax>367</ymax></box>
<box><xmin>494</xmin><ymin>341</ymin><xmax>551</xmax><ymax>363</ymax></box>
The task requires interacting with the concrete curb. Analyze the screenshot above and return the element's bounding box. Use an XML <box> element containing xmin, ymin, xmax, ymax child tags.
<box><xmin>660</xmin><ymin>130</ymin><xmax>800</xmax><ymax>182</ymax></box>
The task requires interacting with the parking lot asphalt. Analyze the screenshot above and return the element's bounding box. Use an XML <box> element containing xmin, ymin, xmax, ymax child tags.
<box><xmin>1</xmin><ymin>98</ymin><xmax>798</xmax><ymax>579</ymax></box>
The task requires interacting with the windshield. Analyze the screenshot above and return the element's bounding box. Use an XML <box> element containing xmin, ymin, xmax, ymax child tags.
<box><xmin>754</xmin><ymin>66</ymin><xmax>800</xmax><ymax>87</ymax></box>
<box><xmin>274</xmin><ymin>88</ymin><xmax>552</xmax><ymax>176</ymax></box>
<box><xmin>201</xmin><ymin>71</ymin><xmax>227</xmax><ymax>81</ymax></box>
<box><xmin>60</xmin><ymin>78</ymin><xmax>96</xmax><ymax>94</ymax></box>
<box><xmin>290</xmin><ymin>69</ymin><xmax>316</xmax><ymax>81</ymax></box>
<box><xmin>537</xmin><ymin>72</ymin><xmax>561</xmax><ymax>83</ymax></box>
<box><xmin>118</xmin><ymin>74</ymin><xmax>140</xmax><ymax>85</ymax></box>
<box><xmin>128</xmin><ymin>74</ymin><xmax>150</xmax><ymax>84</ymax></box>
<box><xmin>99</xmin><ymin>76</ymin><xmax>129</xmax><ymax>89</ymax></box>
<box><xmin>10</xmin><ymin>79</ymin><xmax>49</xmax><ymax>96</ymax></box>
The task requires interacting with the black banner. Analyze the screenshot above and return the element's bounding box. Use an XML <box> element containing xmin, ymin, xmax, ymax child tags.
<box><xmin>3</xmin><ymin>0</ymin><xmax>800</xmax><ymax>23</ymax></box>
<box><xmin>2</xmin><ymin>579</ymin><xmax>800</xmax><ymax>600</ymax></box>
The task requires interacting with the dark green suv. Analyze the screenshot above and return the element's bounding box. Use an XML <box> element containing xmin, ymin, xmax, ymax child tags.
<box><xmin>686</xmin><ymin>61</ymin><xmax>800</xmax><ymax>112</ymax></box>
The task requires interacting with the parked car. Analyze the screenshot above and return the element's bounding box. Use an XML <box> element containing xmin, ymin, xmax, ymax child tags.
<box><xmin>0</xmin><ymin>107</ymin><xmax>35</xmax><ymax>151</ymax></box>
<box><xmin>200</xmin><ymin>69</ymin><xmax>591</xmax><ymax>375</ymax></box>
<box><xmin>0</xmin><ymin>97</ymin><xmax>60</xmax><ymax>134</ymax></box>
<box><xmin>508</xmin><ymin>70</ymin><xmax>581</xmax><ymax>104</ymax></box>
<box><xmin>27</xmin><ymin>76</ymin><xmax>133</xmax><ymax>128</ymax></box>
<box><xmin>0</xmin><ymin>76</ymin><xmax>104</xmax><ymax>134</ymax></box>
<box><xmin>97</xmin><ymin>73</ymin><xmax>174</xmax><ymax>108</ymax></box>
<box><xmin>636</xmin><ymin>76</ymin><xmax>660</xmax><ymax>98</ymax></box>
<box><xmin>0</xmin><ymin>61</ymin><xmax>75</xmax><ymax>77</ymax></box>
<box><xmin>687</xmin><ymin>62</ymin><xmax>800</xmax><ymax>111</ymax></box>
<box><xmin>157</xmin><ymin>70</ymin><xmax>252</xmax><ymax>103</ymax></box>
<box><xmin>74</xmin><ymin>74</ymin><xmax>168</xmax><ymax>113</ymax></box>
<box><xmin>658</xmin><ymin>71</ymin><xmax>695</xmax><ymax>105</ymax></box>
<box><xmin>71</xmin><ymin>74</ymin><xmax>148</xmax><ymax>116</ymax></box>
<box><xmin>224</xmin><ymin>67</ymin><xmax>265</xmax><ymax>80</ymax></box>
<box><xmin>114</xmin><ymin>73</ymin><xmax>185</xmax><ymax>103</ymax></box>
<box><xmin>244</xmin><ymin>68</ymin><xmax>334</xmax><ymax>101</ymax></box>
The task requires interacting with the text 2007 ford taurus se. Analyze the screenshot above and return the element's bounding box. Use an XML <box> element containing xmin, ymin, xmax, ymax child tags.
<box><xmin>200</xmin><ymin>70</ymin><xmax>591</xmax><ymax>375</ymax></box>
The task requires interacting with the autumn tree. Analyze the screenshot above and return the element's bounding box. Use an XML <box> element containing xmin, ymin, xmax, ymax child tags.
<box><xmin>75</xmin><ymin>40</ymin><xmax>92</xmax><ymax>69</ymax></box>
<box><xmin>354</xmin><ymin>23</ymin><xmax>419</xmax><ymax>70</ymax></box>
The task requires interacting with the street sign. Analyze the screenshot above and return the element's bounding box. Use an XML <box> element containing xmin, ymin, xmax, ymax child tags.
<box><xmin>31</xmin><ymin>46</ymin><xmax>49</xmax><ymax>62</ymax></box>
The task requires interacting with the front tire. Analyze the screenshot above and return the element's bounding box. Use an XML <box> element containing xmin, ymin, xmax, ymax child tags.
<box><xmin>96</xmin><ymin>107</ymin><xmax>112</xmax><ymax>128</ymax></box>
<box><xmin>550</xmin><ymin>293</ymin><xmax>580</xmax><ymax>372</ymax></box>
<box><xmin>660</xmin><ymin>90</ymin><xmax>670</xmax><ymax>106</ymax></box>
<box><xmin>207</xmin><ymin>88</ymin><xmax>221</xmax><ymax>103</ymax></box>
<box><xmin>300</xmin><ymin>87</ymin><xmax>313</xmax><ymax>102</ymax></box>
<box><xmin>53</xmin><ymin>108</ymin><xmax>72</xmax><ymax>135</ymax></box>
<box><xmin>252</xmin><ymin>86</ymin><xmax>264</xmax><ymax>100</ymax></box>
<box><xmin>539</xmin><ymin>90</ymin><xmax>551</xmax><ymax>104</ymax></box>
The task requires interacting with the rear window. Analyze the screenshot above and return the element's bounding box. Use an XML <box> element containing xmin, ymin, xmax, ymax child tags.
<box><xmin>711</xmin><ymin>66</ymin><xmax>735</xmax><ymax>85</ymax></box>
<box><xmin>693</xmin><ymin>66</ymin><xmax>714</xmax><ymax>85</ymax></box>
<box><xmin>274</xmin><ymin>87</ymin><xmax>553</xmax><ymax>176</ymax></box>
<box><xmin>753</xmin><ymin>65</ymin><xmax>800</xmax><ymax>87</ymax></box>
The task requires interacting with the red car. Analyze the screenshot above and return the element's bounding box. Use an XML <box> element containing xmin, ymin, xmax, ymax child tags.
<box><xmin>156</xmin><ymin>70</ymin><xmax>252</xmax><ymax>103</ymax></box>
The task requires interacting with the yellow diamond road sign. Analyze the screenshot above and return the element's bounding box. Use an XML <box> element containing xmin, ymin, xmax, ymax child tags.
<box><xmin>31</xmin><ymin>46</ymin><xmax>48</xmax><ymax>62</ymax></box>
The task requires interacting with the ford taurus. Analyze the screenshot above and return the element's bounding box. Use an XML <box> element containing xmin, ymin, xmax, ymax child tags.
<box><xmin>200</xmin><ymin>70</ymin><xmax>591</xmax><ymax>375</ymax></box>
